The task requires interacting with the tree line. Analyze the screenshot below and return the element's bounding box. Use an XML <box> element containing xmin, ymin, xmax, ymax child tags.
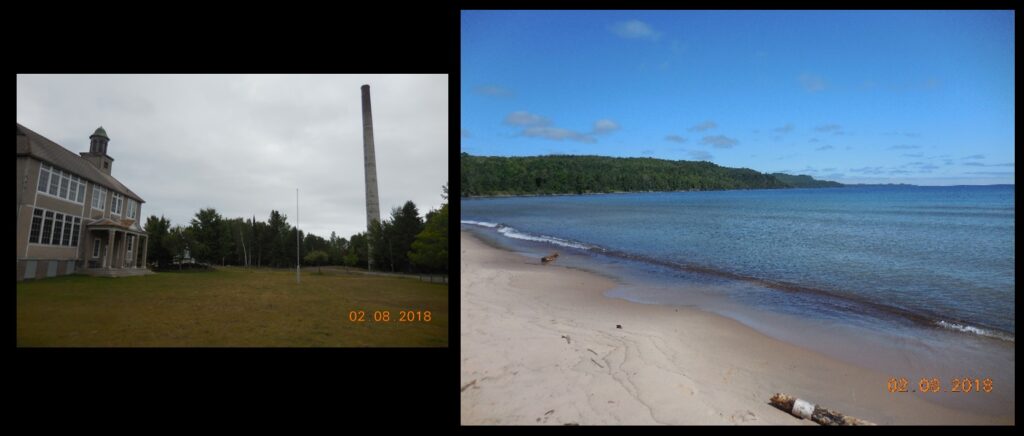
<box><xmin>143</xmin><ymin>184</ymin><xmax>448</xmax><ymax>274</ymax></box>
<box><xmin>461</xmin><ymin>153</ymin><xmax>841</xmax><ymax>197</ymax></box>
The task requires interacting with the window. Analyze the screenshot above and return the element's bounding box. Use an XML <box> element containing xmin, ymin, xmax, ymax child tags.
<box><xmin>71</xmin><ymin>217</ymin><xmax>81</xmax><ymax>247</ymax></box>
<box><xmin>38</xmin><ymin>164</ymin><xmax>51</xmax><ymax>193</ymax></box>
<box><xmin>48</xmin><ymin>169</ymin><xmax>60</xmax><ymax>195</ymax></box>
<box><xmin>127</xmin><ymin>199</ymin><xmax>137</xmax><ymax>219</ymax></box>
<box><xmin>52</xmin><ymin>213</ymin><xmax>64</xmax><ymax>245</ymax></box>
<box><xmin>41</xmin><ymin>211</ymin><xmax>54</xmax><ymax>244</ymax></box>
<box><xmin>29</xmin><ymin>209</ymin><xmax>43</xmax><ymax>243</ymax></box>
<box><xmin>112</xmin><ymin>193</ymin><xmax>123</xmax><ymax>215</ymax></box>
<box><xmin>38</xmin><ymin>165</ymin><xmax>86</xmax><ymax>204</ymax></box>
<box><xmin>93</xmin><ymin>238</ymin><xmax>101</xmax><ymax>258</ymax></box>
<box><xmin>92</xmin><ymin>185</ymin><xmax>107</xmax><ymax>210</ymax></box>
<box><xmin>127</xmin><ymin>235</ymin><xmax>133</xmax><ymax>251</ymax></box>
<box><xmin>103</xmin><ymin>162</ymin><xmax>108</xmax><ymax>169</ymax></box>
<box><xmin>62</xmin><ymin>215</ymin><xmax>73</xmax><ymax>246</ymax></box>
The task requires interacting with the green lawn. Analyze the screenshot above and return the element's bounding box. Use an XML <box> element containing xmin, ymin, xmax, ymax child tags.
<box><xmin>16</xmin><ymin>267</ymin><xmax>448</xmax><ymax>347</ymax></box>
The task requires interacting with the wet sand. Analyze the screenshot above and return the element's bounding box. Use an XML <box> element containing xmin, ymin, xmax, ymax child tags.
<box><xmin>460</xmin><ymin>231</ymin><xmax>1012</xmax><ymax>425</ymax></box>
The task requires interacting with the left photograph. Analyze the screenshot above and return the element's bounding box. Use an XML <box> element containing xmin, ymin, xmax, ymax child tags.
<box><xmin>16</xmin><ymin>74</ymin><xmax>449</xmax><ymax>347</ymax></box>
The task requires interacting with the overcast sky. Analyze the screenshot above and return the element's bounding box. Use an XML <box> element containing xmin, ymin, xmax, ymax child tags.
<box><xmin>17</xmin><ymin>74</ymin><xmax>448</xmax><ymax>240</ymax></box>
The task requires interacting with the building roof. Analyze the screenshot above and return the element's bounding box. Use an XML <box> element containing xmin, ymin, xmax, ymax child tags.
<box><xmin>87</xmin><ymin>217</ymin><xmax>143</xmax><ymax>231</ymax></box>
<box><xmin>16</xmin><ymin>123</ymin><xmax>144</xmax><ymax>203</ymax></box>
<box><xmin>91</xmin><ymin>126</ymin><xmax>109</xmax><ymax>139</ymax></box>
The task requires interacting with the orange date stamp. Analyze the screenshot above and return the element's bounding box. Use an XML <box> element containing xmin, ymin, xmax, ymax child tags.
<box><xmin>347</xmin><ymin>310</ymin><xmax>432</xmax><ymax>323</ymax></box>
<box><xmin>887</xmin><ymin>377</ymin><xmax>994</xmax><ymax>394</ymax></box>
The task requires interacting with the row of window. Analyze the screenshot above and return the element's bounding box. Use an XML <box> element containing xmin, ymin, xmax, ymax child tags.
<box><xmin>29</xmin><ymin>208</ymin><xmax>82</xmax><ymax>247</ymax></box>
<box><xmin>38</xmin><ymin>163</ymin><xmax>86</xmax><ymax>204</ymax></box>
<box><xmin>38</xmin><ymin>162</ymin><xmax>139</xmax><ymax>219</ymax></box>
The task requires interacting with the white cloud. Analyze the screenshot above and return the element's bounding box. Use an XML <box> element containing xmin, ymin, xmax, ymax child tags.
<box><xmin>610</xmin><ymin>20</ymin><xmax>660</xmax><ymax>40</ymax></box>
<box><xmin>593</xmin><ymin>119</ymin><xmax>620</xmax><ymax>134</ymax></box>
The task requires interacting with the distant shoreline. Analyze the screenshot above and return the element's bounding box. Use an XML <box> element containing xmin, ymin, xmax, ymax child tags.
<box><xmin>460</xmin><ymin>183</ymin><xmax>1017</xmax><ymax>199</ymax></box>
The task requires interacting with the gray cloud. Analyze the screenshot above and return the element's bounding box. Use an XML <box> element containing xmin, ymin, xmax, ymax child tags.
<box><xmin>815</xmin><ymin>124</ymin><xmax>842</xmax><ymax>133</ymax></box>
<box><xmin>888</xmin><ymin>145</ymin><xmax>920</xmax><ymax>150</ymax></box>
<box><xmin>461</xmin><ymin>129</ymin><xmax>471</xmax><ymax>138</ymax></box>
<box><xmin>808</xmin><ymin>138</ymin><xmax>820</xmax><ymax>143</ymax></box>
<box><xmin>799</xmin><ymin>74</ymin><xmax>826</xmax><ymax>92</ymax></box>
<box><xmin>474</xmin><ymin>84</ymin><xmax>514</xmax><ymax>97</ymax></box>
<box><xmin>901</xmin><ymin>153</ymin><xmax>923</xmax><ymax>157</ymax></box>
<box><xmin>774</xmin><ymin>123</ymin><xmax>795</xmax><ymax>133</ymax></box>
<box><xmin>610</xmin><ymin>20</ymin><xmax>660</xmax><ymax>40</ymax></box>
<box><xmin>850</xmin><ymin>166</ymin><xmax>886</xmax><ymax>174</ymax></box>
<box><xmin>688</xmin><ymin>150</ymin><xmax>713</xmax><ymax>160</ymax></box>
<box><xmin>16</xmin><ymin>74</ymin><xmax>448</xmax><ymax>240</ymax></box>
<box><xmin>815</xmin><ymin>145</ymin><xmax>834</xmax><ymax>151</ymax></box>
<box><xmin>700</xmin><ymin>135</ymin><xmax>738</xmax><ymax>148</ymax></box>
<box><xmin>688</xmin><ymin>120</ymin><xmax>717</xmax><ymax>132</ymax></box>
<box><xmin>964</xmin><ymin>162</ymin><xmax>1014</xmax><ymax>167</ymax></box>
<box><xmin>962</xmin><ymin>154</ymin><xmax>985</xmax><ymax>160</ymax></box>
<box><xmin>505</xmin><ymin>110</ymin><xmax>550</xmax><ymax>126</ymax></box>
<box><xmin>522</xmin><ymin>126</ymin><xmax>595</xmax><ymax>143</ymax></box>
<box><xmin>965</xmin><ymin>171</ymin><xmax>1014</xmax><ymax>176</ymax></box>
<box><xmin>640</xmin><ymin>149</ymin><xmax>654</xmax><ymax>155</ymax></box>
<box><xmin>665</xmin><ymin>135</ymin><xmax>687</xmax><ymax>143</ymax></box>
<box><xmin>506</xmin><ymin>111</ymin><xmax>616</xmax><ymax>143</ymax></box>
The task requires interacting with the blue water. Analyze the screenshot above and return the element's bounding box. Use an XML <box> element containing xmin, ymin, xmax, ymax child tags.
<box><xmin>462</xmin><ymin>186</ymin><xmax>1015</xmax><ymax>341</ymax></box>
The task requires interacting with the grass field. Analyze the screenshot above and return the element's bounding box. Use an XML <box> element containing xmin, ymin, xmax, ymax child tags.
<box><xmin>16</xmin><ymin>267</ymin><xmax>448</xmax><ymax>347</ymax></box>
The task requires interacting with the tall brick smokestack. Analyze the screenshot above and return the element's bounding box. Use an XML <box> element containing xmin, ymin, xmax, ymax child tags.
<box><xmin>361</xmin><ymin>84</ymin><xmax>381</xmax><ymax>271</ymax></box>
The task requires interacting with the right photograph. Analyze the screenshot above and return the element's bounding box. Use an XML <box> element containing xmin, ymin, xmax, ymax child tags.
<box><xmin>460</xmin><ymin>10</ymin><xmax>1014</xmax><ymax>425</ymax></box>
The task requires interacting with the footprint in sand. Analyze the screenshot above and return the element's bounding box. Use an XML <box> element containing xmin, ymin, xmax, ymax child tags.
<box><xmin>730</xmin><ymin>410</ymin><xmax>757</xmax><ymax>423</ymax></box>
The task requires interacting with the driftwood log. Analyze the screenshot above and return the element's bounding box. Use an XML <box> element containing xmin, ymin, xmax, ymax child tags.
<box><xmin>541</xmin><ymin>252</ymin><xmax>559</xmax><ymax>265</ymax></box>
<box><xmin>769</xmin><ymin>393</ymin><xmax>875</xmax><ymax>426</ymax></box>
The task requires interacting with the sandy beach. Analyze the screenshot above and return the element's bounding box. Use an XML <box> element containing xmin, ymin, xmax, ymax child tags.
<box><xmin>460</xmin><ymin>231</ymin><xmax>1012</xmax><ymax>425</ymax></box>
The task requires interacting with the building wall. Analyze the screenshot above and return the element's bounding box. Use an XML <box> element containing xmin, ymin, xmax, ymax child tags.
<box><xmin>16</xmin><ymin>153</ymin><xmax>146</xmax><ymax>281</ymax></box>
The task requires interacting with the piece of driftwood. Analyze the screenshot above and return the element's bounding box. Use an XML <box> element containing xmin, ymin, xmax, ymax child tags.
<box><xmin>769</xmin><ymin>393</ymin><xmax>874</xmax><ymax>425</ymax></box>
<box><xmin>541</xmin><ymin>252</ymin><xmax>559</xmax><ymax>264</ymax></box>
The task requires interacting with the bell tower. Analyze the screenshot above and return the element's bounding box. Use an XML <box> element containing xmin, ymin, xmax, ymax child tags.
<box><xmin>80</xmin><ymin>126</ymin><xmax>115</xmax><ymax>175</ymax></box>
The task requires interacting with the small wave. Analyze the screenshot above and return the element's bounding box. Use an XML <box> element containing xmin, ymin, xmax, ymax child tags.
<box><xmin>495</xmin><ymin>226</ymin><xmax>593</xmax><ymax>250</ymax></box>
<box><xmin>935</xmin><ymin>320</ymin><xmax>1014</xmax><ymax>342</ymax></box>
<box><xmin>461</xmin><ymin>220</ymin><xmax>499</xmax><ymax>228</ymax></box>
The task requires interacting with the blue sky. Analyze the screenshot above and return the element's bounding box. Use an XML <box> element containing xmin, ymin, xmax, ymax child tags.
<box><xmin>461</xmin><ymin>10</ymin><xmax>1015</xmax><ymax>185</ymax></box>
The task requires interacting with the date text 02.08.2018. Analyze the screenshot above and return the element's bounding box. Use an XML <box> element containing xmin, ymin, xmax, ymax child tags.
<box><xmin>348</xmin><ymin>310</ymin><xmax>432</xmax><ymax>323</ymax></box>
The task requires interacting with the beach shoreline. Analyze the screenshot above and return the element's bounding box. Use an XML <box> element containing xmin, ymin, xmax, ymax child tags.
<box><xmin>460</xmin><ymin>230</ymin><xmax>1013</xmax><ymax>425</ymax></box>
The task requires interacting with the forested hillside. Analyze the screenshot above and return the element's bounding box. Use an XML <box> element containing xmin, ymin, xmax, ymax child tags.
<box><xmin>461</xmin><ymin>153</ymin><xmax>841</xmax><ymax>197</ymax></box>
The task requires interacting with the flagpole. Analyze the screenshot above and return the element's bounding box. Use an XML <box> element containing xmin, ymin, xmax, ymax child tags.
<box><xmin>296</xmin><ymin>188</ymin><xmax>300</xmax><ymax>284</ymax></box>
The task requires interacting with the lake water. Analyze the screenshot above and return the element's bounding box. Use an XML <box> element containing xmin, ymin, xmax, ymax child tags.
<box><xmin>461</xmin><ymin>185</ymin><xmax>1015</xmax><ymax>415</ymax></box>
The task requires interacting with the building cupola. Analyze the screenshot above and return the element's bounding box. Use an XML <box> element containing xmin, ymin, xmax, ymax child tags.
<box><xmin>89</xmin><ymin>126</ymin><xmax>109</xmax><ymax>155</ymax></box>
<box><xmin>81</xmin><ymin>126</ymin><xmax>115</xmax><ymax>175</ymax></box>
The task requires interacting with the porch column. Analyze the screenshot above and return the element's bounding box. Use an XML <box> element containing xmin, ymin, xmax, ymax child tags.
<box><xmin>105</xmin><ymin>229</ymin><xmax>115</xmax><ymax>268</ymax></box>
<box><xmin>120</xmin><ymin>231</ymin><xmax>128</xmax><ymax>269</ymax></box>
<box><xmin>141</xmin><ymin>236</ymin><xmax>149</xmax><ymax>269</ymax></box>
